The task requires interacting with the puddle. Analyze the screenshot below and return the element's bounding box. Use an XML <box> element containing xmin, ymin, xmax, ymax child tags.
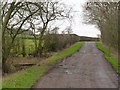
<box><xmin>59</xmin><ymin>64</ymin><xmax>63</xmax><ymax>66</ymax></box>
<box><xmin>65</xmin><ymin>70</ymin><xmax>72</xmax><ymax>74</ymax></box>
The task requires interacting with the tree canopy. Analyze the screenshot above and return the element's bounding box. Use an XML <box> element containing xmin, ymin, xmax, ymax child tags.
<box><xmin>83</xmin><ymin>1</ymin><xmax>118</xmax><ymax>50</ymax></box>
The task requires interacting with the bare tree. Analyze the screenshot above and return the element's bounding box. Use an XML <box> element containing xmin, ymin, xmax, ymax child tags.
<box><xmin>50</xmin><ymin>27</ymin><xmax>59</xmax><ymax>34</ymax></box>
<box><xmin>1</xmin><ymin>2</ymin><xmax>40</xmax><ymax>65</ymax></box>
<box><xmin>1</xmin><ymin>0</ymin><xmax>72</xmax><ymax>67</ymax></box>
<box><xmin>83</xmin><ymin>1</ymin><xmax>118</xmax><ymax>49</ymax></box>
<box><xmin>28</xmin><ymin>1</ymin><xmax>71</xmax><ymax>56</ymax></box>
<box><xmin>65</xmin><ymin>26</ymin><xmax>73</xmax><ymax>34</ymax></box>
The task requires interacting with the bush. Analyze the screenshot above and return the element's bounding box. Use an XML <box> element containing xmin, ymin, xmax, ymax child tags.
<box><xmin>43</xmin><ymin>34</ymin><xmax>80</xmax><ymax>53</ymax></box>
<box><xmin>43</xmin><ymin>34</ymin><xmax>59</xmax><ymax>52</ymax></box>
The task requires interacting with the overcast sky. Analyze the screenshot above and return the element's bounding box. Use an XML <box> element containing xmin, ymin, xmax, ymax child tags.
<box><xmin>6</xmin><ymin>0</ymin><xmax>119</xmax><ymax>37</ymax></box>
<box><xmin>7</xmin><ymin>0</ymin><xmax>101</xmax><ymax>37</ymax></box>
<box><xmin>56</xmin><ymin>0</ymin><xmax>101</xmax><ymax>37</ymax></box>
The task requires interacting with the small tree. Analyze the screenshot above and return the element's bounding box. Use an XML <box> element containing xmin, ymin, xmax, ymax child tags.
<box><xmin>65</xmin><ymin>26</ymin><xmax>73</xmax><ymax>45</ymax></box>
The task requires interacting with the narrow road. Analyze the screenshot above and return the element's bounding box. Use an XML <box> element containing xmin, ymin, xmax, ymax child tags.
<box><xmin>33</xmin><ymin>42</ymin><xmax>118</xmax><ymax>88</ymax></box>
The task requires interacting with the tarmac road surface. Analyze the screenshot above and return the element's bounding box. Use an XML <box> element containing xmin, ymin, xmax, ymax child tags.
<box><xmin>32</xmin><ymin>42</ymin><xmax>118</xmax><ymax>88</ymax></box>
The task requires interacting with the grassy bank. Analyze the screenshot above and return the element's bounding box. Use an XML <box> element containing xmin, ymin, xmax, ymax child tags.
<box><xmin>3</xmin><ymin>42</ymin><xmax>84</xmax><ymax>88</ymax></box>
<box><xmin>96</xmin><ymin>42</ymin><xmax>119</xmax><ymax>73</ymax></box>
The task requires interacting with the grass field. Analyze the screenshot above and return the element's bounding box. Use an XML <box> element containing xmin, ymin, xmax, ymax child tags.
<box><xmin>17</xmin><ymin>34</ymin><xmax>35</xmax><ymax>38</ymax></box>
<box><xmin>6</xmin><ymin>34</ymin><xmax>39</xmax><ymax>57</ymax></box>
<box><xmin>96</xmin><ymin>42</ymin><xmax>119</xmax><ymax>73</ymax></box>
<box><xmin>24</xmin><ymin>39</ymin><xmax>37</xmax><ymax>55</ymax></box>
<box><xmin>8</xmin><ymin>34</ymin><xmax>40</xmax><ymax>38</ymax></box>
<box><xmin>11</xmin><ymin>39</ymin><xmax>38</xmax><ymax>57</ymax></box>
<box><xmin>3</xmin><ymin>42</ymin><xmax>84</xmax><ymax>88</ymax></box>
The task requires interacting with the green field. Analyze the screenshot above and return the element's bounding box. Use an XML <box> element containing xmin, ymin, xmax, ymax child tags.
<box><xmin>6</xmin><ymin>34</ymin><xmax>39</xmax><ymax>57</ymax></box>
<box><xmin>24</xmin><ymin>39</ymin><xmax>38</xmax><ymax>55</ymax></box>
<box><xmin>10</xmin><ymin>39</ymin><xmax>39</xmax><ymax>57</ymax></box>
<box><xmin>3</xmin><ymin>42</ymin><xmax>84</xmax><ymax>88</ymax></box>
<box><xmin>17</xmin><ymin>34</ymin><xmax>40</xmax><ymax>38</ymax></box>
<box><xmin>96</xmin><ymin>42</ymin><xmax>119</xmax><ymax>73</ymax></box>
<box><xmin>6</xmin><ymin>34</ymin><xmax>40</xmax><ymax>38</ymax></box>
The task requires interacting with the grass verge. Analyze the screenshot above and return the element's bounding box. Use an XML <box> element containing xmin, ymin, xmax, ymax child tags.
<box><xmin>96</xmin><ymin>42</ymin><xmax>119</xmax><ymax>73</ymax></box>
<box><xmin>2</xmin><ymin>42</ymin><xmax>84</xmax><ymax>88</ymax></box>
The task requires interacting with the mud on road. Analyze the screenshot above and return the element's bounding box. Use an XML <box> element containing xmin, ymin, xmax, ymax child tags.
<box><xmin>32</xmin><ymin>42</ymin><xmax>118</xmax><ymax>88</ymax></box>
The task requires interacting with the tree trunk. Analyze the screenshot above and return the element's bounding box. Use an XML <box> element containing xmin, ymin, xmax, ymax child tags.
<box><xmin>2</xmin><ymin>2</ymin><xmax>15</xmax><ymax>64</ymax></box>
